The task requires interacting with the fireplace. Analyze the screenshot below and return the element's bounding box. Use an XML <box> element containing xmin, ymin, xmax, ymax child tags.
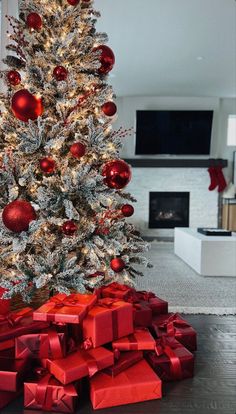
<box><xmin>149</xmin><ymin>192</ymin><xmax>190</xmax><ymax>229</ymax></box>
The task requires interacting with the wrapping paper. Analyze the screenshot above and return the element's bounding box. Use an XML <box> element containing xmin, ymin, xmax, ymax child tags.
<box><xmin>0</xmin><ymin>357</ymin><xmax>29</xmax><ymax>392</ymax></box>
<box><xmin>99</xmin><ymin>282</ymin><xmax>135</xmax><ymax>301</ymax></box>
<box><xmin>0</xmin><ymin>288</ymin><xmax>10</xmax><ymax>315</ymax></box>
<box><xmin>0</xmin><ymin>389</ymin><xmax>22</xmax><ymax>409</ymax></box>
<box><xmin>145</xmin><ymin>337</ymin><xmax>194</xmax><ymax>381</ymax></box>
<box><xmin>48</xmin><ymin>347</ymin><xmax>114</xmax><ymax>385</ymax></box>
<box><xmin>129</xmin><ymin>291</ymin><xmax>168</xmax><ymax>316</ymax></box>
<box><xmin>15</xmin><ymin>330</ymin><xmax>66</xmax><ymax>359</ymax></box>
<box><xmin>152</xmin><ymin>313</ymin><xmax>197</xmax><ymax>351</ymax></box>
<box><xmin>112</xmin><ymin>328</ymin><xmax>156</xmax><ymax>351</ymax></box>
<box><xmin>33</xmin><ymin>293</ymin><xmax>97</xmax><ymax>324</ymax></box>
<box><xmin>82</xmin><ymin>298</ymin><xmax>133</xmax><ymax>348</ymax></box>
<box><xmin>133</xmin><ymin>302</ymin><xmax>152</xmax><ymax>327</ymax></box>
<box><xmin>104</xmin><ymin>351</ymin><xmax>143</xmax><ymax>377</ymax></box>
<box><xmin>90</xmin><ymin>359</ymin><xmax>162</xmax><ymax>409</ymax></box>
<box><xmin>0</xmin><ymin>339</ymin><xmax>14</xmax><ymax>352</ymax></box>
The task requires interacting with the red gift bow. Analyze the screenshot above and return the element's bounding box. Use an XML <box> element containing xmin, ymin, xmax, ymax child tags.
<box><xmin>39</xmin><ymin>329</ymin><xmax>64</xmax><ymax>359</ymax></box>
<box><xmin>49</xmin><ymin>294</ymin><xmax>84</xmax><ymax>308</ymax></box>
<box><xmin>0</xmin><ymin>307</ymin><xmax>32</xmax><ymax>327</ymax></box>
<box><xmin>125</xmin><ymin>327</ymin><xmax>151</xmax><ymax>351</ymax></box>
<box><xmin>155</xmin><ymin>337</ymin><xmax>182</xmax><ymax>380</ymax></box>
<box><xmin>80</xmin><ymin>349</ymin><xmax>99</xmax><ymax>377</ymax></box>
<box><xmin>136</xmin><ymin>291</ymin><xmax>156</xmax><ymax>302</ymax></box>
<box><xmin>159</xmin><ymin>313</ymin><xmax>191</xmax><ymax>337</ymax></box>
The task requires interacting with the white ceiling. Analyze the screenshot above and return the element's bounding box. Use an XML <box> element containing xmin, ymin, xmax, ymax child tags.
<box><xmin>95</xmin><ymin>0</ymin><xmax>236</xmax><ymax>98</ymax></box>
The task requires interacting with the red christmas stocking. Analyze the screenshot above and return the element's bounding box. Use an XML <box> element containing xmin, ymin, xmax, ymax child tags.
<box><xmin>208</xmin><ymin>167</ymin><xmax>218</xmax><ymax>191</ymax></box>
<box><xmin>216</xmin><ymin>166</ymin><xmax>227</xmax><ymax>193</ymax></box>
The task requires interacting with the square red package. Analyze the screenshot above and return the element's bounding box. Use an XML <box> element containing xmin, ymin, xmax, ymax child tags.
<box><xmin>0</xmin><ymin>357</ymin><xmax>29</xmax><ymax>392</ymax></box>
<box><xmin>82</xmin><ymin>298</ymin><xmax>133</xmax><ymax>348</ymax></box>
<box><xmin>100</xmin><ymin>282</ymin><xmax>135</xmax><ymax>300</ymax></box>
<box><xmin>15</xmin><ymin>329</ymin><xmax>66</xmax><ymax>359</ymax></box>
<box><xmin>112</xmin><ymin>327</ymin><xmax>156</xmax><ymax>351</ymax></box>
<box><xmin>104</xmin><ymin>351</ymin><xmax>143</xmax><ymax>377</ymax></box>
<box><xmin>33</xmin><ymin>293</ymin><xmax>97</xmax><ymax>324</ymax></box>
<box><xmin>90</xmin><ymin>359</ymin><xmax>162</xmax><ymax>409</ymax></box>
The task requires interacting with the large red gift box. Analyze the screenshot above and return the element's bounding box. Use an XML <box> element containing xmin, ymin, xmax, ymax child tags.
<box><xmin>24</xmin><ymin>373</ymin><xmax>79</xmax><ymax>413</ymax></box>
<box><xmin>104</xmin><ymin>351</ymin><xmax>143</xmax><ymax>377</ymax></box>
<box><xmin>82</xmin><ymin>298</ymin><xmax>133</xmax><ymax>348</ymax></box>
<box><xmin>15</xmin><ymin>330</ymin><xmax>66</xmax><ymax>359</ymax></box>
<box><xmin>33</xmin><ymin>293</ymin><xmax>97</xmax><ymax>324</ymax></box>
<box><xmin>48</xmin><ymin>347</ymin><xmax>114</xmax><ymax>385</ymax></box>
<box><xmin>112</xmin><ymin>328</ymin><xmax>156</xmax><ymax>351</ymax></box>
<box><xmin>145</xmin><ymin>337</ymin><xmax>194</xmax><ymax>381</ymax></box>
<box><xmin>0</xmin><ymin>357</ymin><xmax>29</xmax><ymax>392</ymax></box>
<box><xmin>90</xmin><ymin>359</ymin><xmax>162</xmax><ymax>409</ymax></box>
<box><xmin>133</xmin><ymin>302</ymin><xmax>152</xmax><ymax>327</ymax></box>
<box><xmin>99</xmin><ymin>282</ymin><xmax>134</xmax><ymax>301</ymax></box>
<box><xmin>152</xmin><ymin>313</ymin><xmax>197</xmax><ymax>351</ymax></box>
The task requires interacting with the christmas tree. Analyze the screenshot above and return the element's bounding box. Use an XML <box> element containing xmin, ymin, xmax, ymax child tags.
<box><xmin>0</xmin><ymin>0</ymin><xmax>150</xmax><ymax>302</ymax></box>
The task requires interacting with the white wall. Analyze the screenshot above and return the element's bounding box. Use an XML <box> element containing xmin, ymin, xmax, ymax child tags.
<box><xmin>0</xmin><ymin>0</ymin><xmax>19</xmax><ymax>70</ymax></box>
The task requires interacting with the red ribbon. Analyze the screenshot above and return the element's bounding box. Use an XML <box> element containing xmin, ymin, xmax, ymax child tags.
<box><xmin>155</xmin><ymin>337</ymin><xmax>182</xmax><ymax>380</ymax></box>
<box><xmin>97</xmin><ymin>298</ymin><xmax>119</xmax><ymax>340</ymax></box>
<box><xmin>80</xmin><ymin>349</ymin><xmax>99</xmax><ymax>377</ymax></box>
<box><xmin>127</xmin><ymin>328</ymin><xmax>148</xmax><ymax>351</ymax></box>
<box><xmin>0</xmin><ymin>307</ymin><xmax>32</xmax><ymax>327</ymax></box>
<box><xmin>49</xmin><ymin>294</ymin><xmax>83</xmax><ymax>308</ymax></box>
<box><xmin>35</xmin><ymin>373</ymin><xmax>54</xmax><ymax>411</ymax></box>
<box><xmin>39</xmin><ymin>329</ymin><xmax>63</xmax><ymax>360</ymax></box>
<box><xmin>136</xmin><ymin>291</ymin><xmax>156</xmax><ymax>302</ymax></box>
<box><xmin>159</xmin><ymin>313</ymin><xmax>190</xmax><ymax>337</ymax></box>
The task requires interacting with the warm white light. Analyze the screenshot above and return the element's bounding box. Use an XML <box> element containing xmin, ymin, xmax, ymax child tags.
<box><xmin>227</xmin><ymin>115</ymin><xmax>236</xmax><ymax>146</ymax></box>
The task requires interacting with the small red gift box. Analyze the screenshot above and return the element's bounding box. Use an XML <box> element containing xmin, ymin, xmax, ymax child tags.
<box><xmin>24</xmin><ymin>373</ymin><xmax>79</xmax><ymax>413</ymax></box>
<box><xmin>0</xmin><ymin>389</ymin><xmax>22</xmax><ymax>410</ymax></box>
<box><xmin>134</xmin><ymin>291</ymin><xmax>168</xmax><ymax>315</ymax></box>
<box><xmin>112</xmin><ymin>328</ymin><xmax>156</xmax><ymax>351</ymax></box>
<box><xmin>15</xmin><ymin>329</ymin><xmax>66</xmax><ymax>360</ymax></box>
<box><xmin>90</xmin><ymin>359</ymin><xmax>162</xmax><ymax>409</ymax></box>
<box><xmin>82</xmin><ymin>298</ymin><xmax>133</xmax><ymax>348</ymax></box>
<box><xmin>104</xmin><ymin>351</ymin><xmax>143</xmax><ymax>377</ymax></box>
<box><xmin>48</xmin><ymin>347</ymin><xmax>114</xmax><ymax>385</ymax></box>
<box><xmin>0</xmin><ymin>357</ymin><xmax>29</xmax><ymax>392</ymax></box>
<box><xmin>133</xmin><ymin>302</ymin><xmax>152</xmax><ymax>327</ymax></box>
<box><xmin>99</xmin><ymin>282</ymin><xmax>134</xmax><ymax>301</ymax></box>
<box><xmin>152</xmin><ymin>313</ymin><xmax>197</xmax><ymax>351</ymax></box>
<box><xmin>145</xmin><ymin>337</ymin><xmax>194</xmax><ymax>381</ymax></box>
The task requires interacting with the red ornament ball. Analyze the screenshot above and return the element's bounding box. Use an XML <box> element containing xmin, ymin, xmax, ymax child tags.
<box><xmin>53</xmin><ymin>66</ymin><xmax>68</xmax><ymax>82</ymax></box>
<box><xmin>101</xmin><ymin>101</ymin><xmax>117</xmax><ymax>117</ymax></box>
<box><xmin>7</xmin><ymin>70</ymin><xmax>21</xmax><ymax>86</ymax></box>
<box><xmin>11</xmin><ymin>89</ymin><xmax>43</xmax><ymax>122</ymax></box>
<box><xmin>62</xmin><ymin>220</ymin><xmax>78</xmax><ymax>236</ymax></box>
<box><xmin>102</xmin><ymin>160</ymin><xmax>132</xmax><ymax>189</ymax></box>
<box><xmin>39</xmin><ymin>157</ymin><xmax>56</xmax><ymax>174</ymax></box>
<box><xmin>67</xmin><ymin>0</ymin><xmax>80</xmax><ymax>4</ymax></box>
<box><xmin>26</xmin><ymin>13</ymin><xmax>42</xmax><ymax>31</ymax></box>
<box><xmin>93</xmin><ymin>45</ymin><xmax>115</xmax><ymax>75</ymax></box>
<box><xmin>121</xmin><ymin>204</ymin><xmax>134</xmax><ymax>217</ymax></box>
<box><xmin>110</xmin><ymin>258</ymin><xmax>126</xmax><ymax>273</ymax></box>
<box><xmin>2</xmin><ymin>200</ymin><xmax>37</xmax><ymax>233</ymax></box>
<box><xmin>70</xmin><ymin>142</ymin><xmax>86</xmax><ymax>159</ymax></box>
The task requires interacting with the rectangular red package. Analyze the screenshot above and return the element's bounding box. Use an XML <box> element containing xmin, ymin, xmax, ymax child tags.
<box><xmin>15</xmin><ymin>330</ymin><xmax>66</xmax><ymax>359</ymax></box>
<box><xmin>48</xmin><ymin>347</ymin><xmax>114</xmax><ymax>385</ymax></box>
<box><xmin>104</xmin><ymin>351</ymin><xmax>143</xmax><ymax>377</ymax></box>
<box><xmin>82</xmin><ymin>298</ymin><xmax>133</xmax><ymax>348</ymax></box>
<box><xmin>133</xmin><ymin>302</ymin><xmax>152</xmax><ymax>327</ymax></box>
<box><xmin>90</xmin><ymin>359</ymin><xmax>162</xmax><ymax>409</ymax></box>
<box><xmin>145</xmin><ymin>337</ymin><xmax>195</xmax><ymax>381</ymax></box>
<box><xmin>0</xmin><ymin>389</ymin><xmax>22</xmax><ymax>409</ymax></box>
<box><xmin>0</xmin><ymin>357</ymin><xmax>29</xmax><ymax>392</ymax></box>
<box><xmin>134</xmin><ymin>291</ymin><xmax>168</xmax><ymax>316</ymax></box>
<box><xmin>152</xmin><ymin>313</ymin><xmax>197</xmax><ymax>351</ymax></box>
<box><xmin>112</xmin><ymin>328</ymin><xmax>156</xmax><ymax>351</ymax></box>
<box><xmin>33</xmin><ymin>293</ymin><xmax>97</xmax><ymax>324</ymax></box>
<box><xmin>0</xmin><ymin>339</ymin><xmax>14</xmax><ymax>352</ymax></box>
<box><xmin>100</xmin><ymin>283</ymin><xmax>135</xmax><ymax>301</ymax></box>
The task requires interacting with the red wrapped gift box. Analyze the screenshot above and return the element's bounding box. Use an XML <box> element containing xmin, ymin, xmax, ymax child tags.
<box><xmin>133</xmin><ymin>302</ymin><xmax>152</xmax><ymax>327</ymax></box>
<box><xmin>145</xmin><ymin>337</ymin><xmax>194</xmax><ymax>381</ymax></box>
<box><xmin>82</xmin><ymin>298</ymin><xmax>133</xmax><ymax>348</ymax></box>
<box><xmin>90</xmin><ymin>359</ymin><xmax>162</xmax><ymax>409</ymax></box>
<box><xmin>134</xmin><ymin>291</ymin><xmax>168</xmax><ymax>316</ymax></box>
<box><xmin>99</xmin><ymin>282</ymin><xmax>134</xmax><ymax>301</ymax></box>
<box><xmin>49</xmin><ymin>347</ymin><xmax>114</xmax><ymax>385</ymax></box>
<box><xmin>0</xmin><ymin>357</ymin><xmax>29</xmax><ymax>392</ymax></box>
<box><xmin>104</xmin><ymin>351</ymin><xmax>143</xmax><ymax>377</ymax></box>
<box><xmin>0</xmin><ymin>389</ymin><xmax>22</xmax><ymax>410</ymax></box>
<box><xmin>0</xmin><ymin>339</ymin><xmax>14</xmax><ymax>352</ymax></box>
<box><xmin>33</xmin><ymin>293</ymin><xmax>97</xmax><ymax>324</ymax></box>
<box><xmin>152</xmin><ymin>313</ymin><xmax>197</xmax><ymax>351</ymax></box>
<box><xmin>0</xmin><ymin>288</ymin><xmax>10</xmax><ymax>315</ymax></box>
<box><xmin>24</xmin><ymin>373</ymin><xmax>79</xmax><ymax>413</ymax></box>
<box><xmin>15</xmin><ymin>330</ymin><xmax>66</xmax><ymax>360</ymax></box>
<box><xmin>112</xmin><ymin>328</ymin><xmax>156</xmax><ymax>351</ymax></box>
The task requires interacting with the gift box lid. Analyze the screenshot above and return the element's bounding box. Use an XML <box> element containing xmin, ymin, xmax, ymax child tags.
<box><xmin>112</xmin><ymin>328</ymin><xmax>156</xmax><ymax>351</ymax></box>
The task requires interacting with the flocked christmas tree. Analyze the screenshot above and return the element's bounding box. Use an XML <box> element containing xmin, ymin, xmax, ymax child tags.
<box><xmin>0</xmin><ymin>0</ymin><xmax>150</xmax><ymax>302</ymax></box>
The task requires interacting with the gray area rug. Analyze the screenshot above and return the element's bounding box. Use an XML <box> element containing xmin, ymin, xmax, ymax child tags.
<box><xmin>136</xmin><ymin>242</ymin><xmax>236</xmax><ymax>315</ymax></box>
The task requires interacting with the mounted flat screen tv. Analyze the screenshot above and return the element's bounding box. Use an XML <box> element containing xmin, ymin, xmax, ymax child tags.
<box><xmin>135</xmin><ymin>110</ymin><xmax>214</xmax><ymax>155</ymax></box>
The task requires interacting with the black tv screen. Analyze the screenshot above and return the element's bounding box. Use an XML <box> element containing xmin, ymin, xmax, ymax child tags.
<box><xmin>135</xmin><ymin>110</ymin><xmax>213</xmax><ymax>155</ymax></box>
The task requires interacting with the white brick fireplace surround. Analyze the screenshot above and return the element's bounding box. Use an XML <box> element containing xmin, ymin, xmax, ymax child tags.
<box><xmin>126</xmin><ymin>167</ymin><xmax>219</xmax><ymax>238</ymax></box>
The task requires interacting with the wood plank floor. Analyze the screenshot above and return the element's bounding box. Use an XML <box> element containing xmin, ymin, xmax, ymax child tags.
<box><xmin>1</xmin><ymin>315</ymin><xmax>236</xmax><ymax>414</ymax></box>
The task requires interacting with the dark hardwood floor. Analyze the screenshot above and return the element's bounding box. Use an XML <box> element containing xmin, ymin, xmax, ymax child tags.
<box><xmin>1</xmin><ymin>315</ymin><xmax>236</xmax><ymax>414</ymax></box>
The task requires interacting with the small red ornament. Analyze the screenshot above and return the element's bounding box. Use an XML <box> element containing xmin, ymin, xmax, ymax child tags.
<box><xmin>93</xmin><ymin>45</ymin><xmax>115</xmax><ymax>75</ymax></box>
<box><xmin>110</xmin><ymin>258</ymin><xmax>126</xmax><ymax>273</ymax></box>
<box><xmin>121</xmin><ymin>204</ymin><xmax>134</xmax><ymax>217</ymax></box>
<box><xmin>67</xmin><ymin>0</ymin><xmax>80</xmax><ymax>5</ymax></box>
<box><xmin>53</xmin><ymin>66</ymin><xmax>68</xmax><ymax>82</ymax></box>
<box><xmin>39</xmin><ymin>157</ymin><xmax>56</xmax><ymax>174</ymax></box>
<box><xmin>70</xmin><ymin>142</ymin><xmax>86</xmax><ymax>159</ymax></box>
<box><xmin>101</xmin><ymin>101</ymin><xmax>117</xmax><ymax>117</ymax></box>
<box><xmin>62</xmin><ymin>220</ymin><xmax>78</xmax><ymax>236</ymax></box>
<box><xmin>11</xmin><ymin>89</ymin><xmax>43</xmax><ymax>122</ymax></box>
<box><xmin>102</xmin><ymin>159</ymin><xmax>132</xmax><ymax>189</ymax></box>
<box><xmin>7</xmin><ymin>70</ymin><xmax>21</xmax><ymax>86</ymax></box>
<box><xmin>26</xmin><ymin>13</ymin><xmax>42</xmax><ymax>31</ymax></box>
<box><xmin>2</xmin><ymin>200</ymin><xmax>37</xmax><ymax>233</ymax></box>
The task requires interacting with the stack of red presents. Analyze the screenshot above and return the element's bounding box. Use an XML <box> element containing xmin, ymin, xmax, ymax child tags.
<box><xmin>0</xmin><ymin>283</ymin><xmax>197</xmax><ymax>412</ymax></box>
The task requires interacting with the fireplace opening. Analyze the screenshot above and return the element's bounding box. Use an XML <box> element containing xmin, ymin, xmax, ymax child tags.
<box><xmin>149</xmin><ymin>192</ymin><xmax>190</xmax><ymax>229</ymax></box>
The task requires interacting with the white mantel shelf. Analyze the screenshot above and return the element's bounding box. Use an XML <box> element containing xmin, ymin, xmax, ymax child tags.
<box><xmin>125</xmin><ymin>159</ymin><xmax>228</xmax><ymax>168</ymax></box>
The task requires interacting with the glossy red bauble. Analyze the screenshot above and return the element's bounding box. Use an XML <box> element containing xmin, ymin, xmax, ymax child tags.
<box><xmin>93</xmin><ymin>45</ymin><xmax>115</xmax><ymax>75</ymax></box>
<box><xmin>101</xmin><ymin>101</ymin><xmax>117</xmax><ymax>117</ymax></box>
<box><xmin>110</xmin><ymin>258</ymin><xmax>126</xmax><ymax>273</ymax></box>
<box><xmin>53</xmin><ymin>66</ymin><xmax>68</xmax><ymax>82</ymax></box>
<box><xmin>121</xmin><ymin>204</ymin><xmax>134</xmax><ymax>217</ymax></box>
<box><xmin>67</xmin><ymin>0</ymin><xmax>80</xmax><ymax>5</ymax></box>
<box><xmin>7</xmin><ymin>70</ymin><xmax>21</xmax><ymax>86</ymax></box>
<box><xmin>70</xmin><ymin>142</ymin><xmax>86</xmax><ymax>159</ymax></box>
<box><xmin>62</xmin><ymin>220</ymin><xmax>78</xmax><ymax>236</ymax></box>
<box><xmin>11</xmin><ymin>89</ymin><xmax>43</xmax><ymax>122</ymax></box>
<box><xmin>26</xmin><ymin>13</ymin><xmax>42</xmax><ymax>30</ymax></box>
<box><xmin>102</xmin><ymin>159</ymin><xmax>132</xmax><ymax>189</ymax></box>
<box><xmin>39</xmin><ymin>157</ymin><xmax>56</xmax><ymax>174</ymax></box>
<box><xmin>2</xmin><ymin>200</ymin><xmax>37</xmax><ymax>233</ymax></box>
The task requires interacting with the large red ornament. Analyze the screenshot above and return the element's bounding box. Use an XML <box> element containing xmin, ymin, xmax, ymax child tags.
<box><xmin>62</xmin><ymin>220</ymin><xmax>78</xmax><ymax>236</ymax></box>
<box><xmin>26</xmin><ymin>13</ymin><xmax>42</xmax><ymax>31</ymax></box>
<box><xmin>11</xmin><ymin>89</ymin><xmax>43</xmax><ymax>122</ymax></box>
<box><xmin>101</xmin><ymin>101</ymin><xmax>117</xmax><ymax>117</ymax></box>
<box><xmin>39</xmin><ymin>157</ymin><xmax>56</xmax><ymax>174</ymax></box>
<box><xmin>2</xmin><ymin>200</ymin><xmax>37</xmax><ymax>233</ymax></box>
<box><xmin>110</xmin><ymin>258</ymin><xmax>126</xmax><ymax>273</ymax></box>
<box><xmin>122</xmin><ymin>204</ymin><xmax>134</xmax><ymax>217</ymax></box>
<box><xmin>93</xmin><ymin>45</ymin><xmax>115</xmax><ymax>75</ymax></box>
<box><xmin>102</xmin><ymin>160</ymin><xmax>132</xmax><ymax>189</ymax></box>
<box><xmin>70</xmin><ymin>142</ymin><xmax>86</xmax><ymax>159</ymax></box>
<box><xmin>7</xmin><ymin>70</ymin><xmax>21</xmax><ymax>86</ymax></box>
<box><xmin>67</xmin><ymin>0</ymin><xmax>80</xmax><ymax>5</ymax></box>
<box><xmin>53</xmin><ymin>66</ymin><xmax>68</xmax><ymax>82</ymax></box>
